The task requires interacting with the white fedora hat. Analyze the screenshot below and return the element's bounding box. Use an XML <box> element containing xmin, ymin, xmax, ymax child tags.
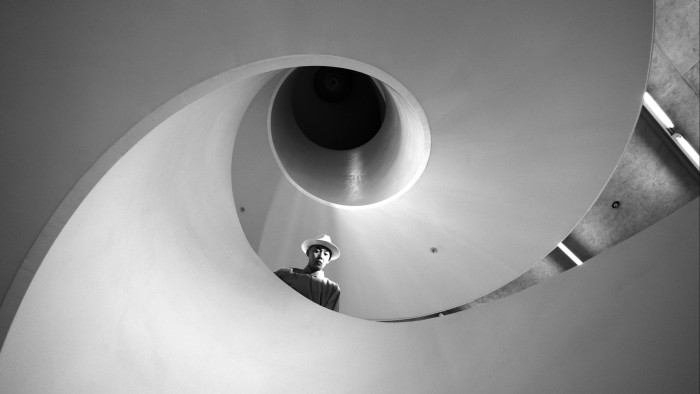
<box><xmin>301</xmin><ymin>234</ymin><xmax>340</xmax><ymax>261</ymax></box>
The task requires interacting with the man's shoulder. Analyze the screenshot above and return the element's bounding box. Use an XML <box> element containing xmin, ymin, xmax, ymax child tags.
<box><xmin>325</xmin><ymin>277</ymin><xmax>340</xmax><ymax>290</ymax></box>
<box><xmin>274</xmin><ymin>267</ymin><xmax>301</xmax><ymax>277</ymax></box>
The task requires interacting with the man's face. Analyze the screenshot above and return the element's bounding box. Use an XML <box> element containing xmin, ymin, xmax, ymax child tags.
<box><xmin>306</xmin><ymin>245</ymin><xmax>331</xmax><ymax>272</ymax></box>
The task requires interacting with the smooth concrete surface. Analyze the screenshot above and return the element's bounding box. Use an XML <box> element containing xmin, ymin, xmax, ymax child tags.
<box><xmin>1</xmin><ymin>84</ymin><xmax>696</xmax><ymax>390</ymax></box>
<box><xmin>0</xmin><ymin>1</ymin><xmax>653</xmax><ymax>325</ymax></box>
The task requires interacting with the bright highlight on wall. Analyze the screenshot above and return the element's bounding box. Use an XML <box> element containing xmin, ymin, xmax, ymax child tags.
<box><xmin>558</xmin><ymin>242</ymin><xmax>583</xmax><ymax>266</ymax></box>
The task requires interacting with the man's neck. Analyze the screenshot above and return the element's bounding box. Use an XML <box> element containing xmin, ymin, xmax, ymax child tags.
<box><xmin>302</xmin><ymin>266</ymin><xmax>325</xmax><ymax>277</ymax></box>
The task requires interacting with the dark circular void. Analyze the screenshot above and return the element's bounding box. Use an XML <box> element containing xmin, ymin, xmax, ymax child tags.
<box><xmin>291</xmin><ymin>67</ymin><xmax>385</xmax><ymax>150</ymax></box>
<box><xmin>314</xmin><ymin>67</ymin><xmax>354</xmax><ymax>102</ymax></box>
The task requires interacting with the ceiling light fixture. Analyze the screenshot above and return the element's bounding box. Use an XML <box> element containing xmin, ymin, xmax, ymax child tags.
<box><xmin>557</xmin><ymin>242</ymin><xmax>583</xmax><ymax>266</ymax></box>
<box><xmin>643</xmin><ymin>92</ymin><xmax>699</xmax><ymax>172</ymax></box>
<box><xmin>642</xmin><ymin>92</ymin><xmax>674</xmax><ymax>130</ymax></box>
<box><xmin>671</xmin><ymin>133</ymin><xmax>700</xmax><ymax>171</ymax></box>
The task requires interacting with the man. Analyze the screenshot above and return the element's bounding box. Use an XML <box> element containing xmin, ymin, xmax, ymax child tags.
<box><xmin>274</xmin><ymin>234</ymin><xmax>341</xmax><ymax>311</ymax></box>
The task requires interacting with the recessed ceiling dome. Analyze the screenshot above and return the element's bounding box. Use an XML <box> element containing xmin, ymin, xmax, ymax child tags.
<box><xmin>269</xmin><ymin>66</ymin><xmax>430</xmax><ymax>208</ymax></box>
<box><xmin>313</xmin><ymin>67</ymin><xmax>355</xmax><ymax>103</ymax></box>
<box><xmin>294</xmin><ymin>66</ymin><xmax>384</xmax><ymax>151</ymax></box>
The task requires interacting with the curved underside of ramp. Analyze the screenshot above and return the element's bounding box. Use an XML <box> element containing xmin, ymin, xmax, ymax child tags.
<box><xmin>3</xmin><ymin>1</ymin><xmax>696</xmax><ymax>392</ymax></box>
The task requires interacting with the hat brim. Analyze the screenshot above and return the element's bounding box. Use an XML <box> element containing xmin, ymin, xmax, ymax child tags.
<box><xmin>301</xmin><ymin>239</ymin><xmax>340</xmax><ymax>261</ymax></box>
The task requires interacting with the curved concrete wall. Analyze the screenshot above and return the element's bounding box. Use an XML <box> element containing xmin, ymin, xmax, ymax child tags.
<box><xmin>0</xmin><ymin>85</ymin><xmax>696</xmax><ymax>389</ymax></box>
<box><xmin>1</xmin><ymin>0</ymin><xmax>653</xmax><ymax>323</ymax></box>
<box><xmin>3</xmin><ymin>1</ymin><xmax>693</xmax><ymax>393</ymax></box>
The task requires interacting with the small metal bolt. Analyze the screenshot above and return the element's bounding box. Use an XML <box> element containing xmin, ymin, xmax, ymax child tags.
<box><xmin>611</xmin><ymin>201</ymin><xmax>620</xmax><ymax>209</ymax></box>
<box><xmin>239</xmin><ymin>206</ymin><xmax>246</xmax><ymax>213</ymax></box>
<box><xmin>430</xmin><ymin>247</ymin><xmax>438</xmax><ymax>254</ymax></box>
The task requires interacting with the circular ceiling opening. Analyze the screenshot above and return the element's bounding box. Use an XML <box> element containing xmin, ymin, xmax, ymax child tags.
<box><xmin>292</xmin><ymin>67</ymin><xmax>385</xmax><ymax>150</ymax></box>
<box><xmin>269</xmin><ymin>66</ymin><xmax>430</xmax><ymax>208</ymax></box>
